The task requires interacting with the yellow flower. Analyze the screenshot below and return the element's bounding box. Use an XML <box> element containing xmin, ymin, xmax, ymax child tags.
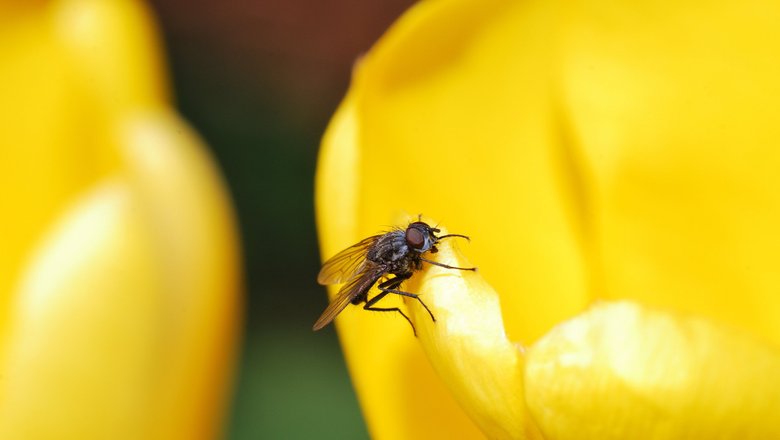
<box><xmin>0</xmin><ymin>1</ymin><xmax>240</xmax><ymax>438</ymax></box>
<box><xmin>315</xmin><ymin>0</ymin><xmax>780</xmax><ymax>438</ymax></box>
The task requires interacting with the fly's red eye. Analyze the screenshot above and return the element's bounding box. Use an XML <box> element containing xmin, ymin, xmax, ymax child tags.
<box><xmin>405</xmin><ymin>227</ymin><xmax>425</xmax><ymax>249</ymax></box>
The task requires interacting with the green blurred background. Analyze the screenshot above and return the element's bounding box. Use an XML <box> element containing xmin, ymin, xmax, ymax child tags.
<box><xmin>147</xmin><ymin>1</ymin><xmax>414</xmax><ymax>438</ymax></box>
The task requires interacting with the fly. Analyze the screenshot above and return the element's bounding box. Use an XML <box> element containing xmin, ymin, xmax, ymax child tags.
<box><xmin>313</xmin><ymin>219</ymin><xmax>475</xmax><ymax>336</ymax></box>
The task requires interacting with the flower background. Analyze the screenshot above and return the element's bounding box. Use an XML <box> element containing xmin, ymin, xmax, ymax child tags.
<box><xmin>148</xmin><ymin>0</ymin><xmax>413</xmax><ymax>437</ymax></box>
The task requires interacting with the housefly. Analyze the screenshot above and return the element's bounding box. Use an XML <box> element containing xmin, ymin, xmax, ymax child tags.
<box><xmin>313</xmin><ymin>220</ymin><xmax>476</xmax><ymax>335</ymax></box>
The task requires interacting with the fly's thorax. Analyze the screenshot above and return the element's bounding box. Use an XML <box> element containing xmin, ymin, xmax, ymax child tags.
<box><xmin>366</xmin><ymin>230</ymin><xmax>409</xmax><ymax>263</ymax></box>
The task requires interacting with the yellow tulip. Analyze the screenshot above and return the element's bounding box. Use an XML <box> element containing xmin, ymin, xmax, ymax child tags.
<box><xmin>0</xmin><ymin>0</ymin><xmax>240</xmax><ymax>438</ymax></box>
<box><xmin>315</xmin><ymin>0</ymin><xmax>780</xmax><ymax>438</ymax></box>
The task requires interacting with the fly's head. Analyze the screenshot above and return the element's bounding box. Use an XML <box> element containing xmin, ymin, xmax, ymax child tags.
<box><xmin>405</xmin><ymin>221</ymin><xmax>441</xmax><ymax>255</ymax></box>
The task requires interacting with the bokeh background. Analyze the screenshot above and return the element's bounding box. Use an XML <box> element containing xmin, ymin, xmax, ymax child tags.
<box><xmin>146</xmin><ymin>1</ymin><xmax>414</xmax><ymax>438</ymax></box>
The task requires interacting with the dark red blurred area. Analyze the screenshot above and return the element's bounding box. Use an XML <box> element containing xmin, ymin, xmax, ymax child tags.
<box><xmin>150</xmin><ymin>0</ymin><xmax>414</xmax><ymax>123</ymax></box>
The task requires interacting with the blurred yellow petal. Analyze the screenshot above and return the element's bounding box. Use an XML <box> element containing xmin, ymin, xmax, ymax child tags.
<box><xmin>0</xmin><ymin>182</ymin><xmax>164</xmax><ymax>438</ymax></box>
<box><xmin>118</xmin><ymin>110</ymin><xmax>241</xmax><ymax>438</ymax></box>
<box><xmin>525</xmin><ymin>302</ymin><xmax>780</xmax><ymax>440</ymax></box>
<box><xmin>0</xmin><ymin>0</ymin><xmax>169</xmax><ymax>304</ymax></box>
<box><xmin>50</xmin><ymin>0</ymin><xmax>169</xmax><ymax>111</ymax></box>
<box><xmin>0</xmin><ymin>111</ymin><xmax>240</xmax><ymax>439</ymax></box>
<box><xmin>0</xmin><ymin>13</ymin><xmax>110</xmax><ymax>304</ymax></box>
<box><xmin>0</xmin><ymin>0</ymin><xmax>240</xmax><ymax>437</ymax></box>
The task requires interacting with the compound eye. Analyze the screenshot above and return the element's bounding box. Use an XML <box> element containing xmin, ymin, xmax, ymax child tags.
<box><xmin>405</xmin><ymin>227</ymin><xmax>425</xmax><ymax>250</ymax></box>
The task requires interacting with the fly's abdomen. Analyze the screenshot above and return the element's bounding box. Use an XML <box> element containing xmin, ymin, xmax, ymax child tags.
<box><xmin>350</xmin><ymin>270</ymin><xmax>384</xmax><ymax>305</ymax></box>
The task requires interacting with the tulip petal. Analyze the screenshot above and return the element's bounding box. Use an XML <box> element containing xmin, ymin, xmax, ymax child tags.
<box><xmin>0</xmin><ymin>182</ymin><xmax>164</xmax><ymax>438</ymax></box>
<box><xmin>0</xmin><ymin>14</ymin><xmax>106</xmax><ymax>304</ymax></box>
<box><xmin>405</xmin><ymin>234</ymin><xmax>543</xmax><ymax>440</ymax></box>
<box><xmin>558</xmin><ymin>0</ymin><xmax>780</xmax><ymax>347</ymax></box>
<box><xmin>525</xmin><ymin>301</ymin><xmax>780</xmax><ymax>440</ymax></box>
<box><xmin>51</xmin><ymin>0</ymin><xmax>168</xmax><ymax>110</ymax></box>
<box><xmin>0</xmin><ymin>1</ymin><xmax>239</xmax><ymax>437</ymax></box>
<box><xmin>0</xmin><ymin>110</ymin><xmax>241</xmax><ymax>438</ymax></box>
<box><xmin>118</xmin><ymin>110</ymin><xmax>241</xmax><ymax>439</ymax></box>
<box><xmin>0</xmin><ymin>0</ymin><xmax>167</xmax><ymax>325</ymax></box>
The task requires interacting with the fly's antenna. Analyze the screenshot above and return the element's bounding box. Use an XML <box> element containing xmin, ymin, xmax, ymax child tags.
<box><xmin>437</xmin><ymin>233</ymin><xmax>470</xmax><ymax>242</ymax></box>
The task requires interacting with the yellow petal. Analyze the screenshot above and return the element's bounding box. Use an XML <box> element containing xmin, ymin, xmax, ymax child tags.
<box><xmin>0</xmin><ymin>1</ymin><xmax>239</xmax><ymax>437</ymax></box>
<box><xmin>0</xmin><ymin>0</ymin><xmax>166</xmax><ymax>325</ymax></box>
<box><xmin>525</xmin><ymin>302</ymin><xmax>780</xmax><ymax>439</ymax></box>
<box><xmin>50</xmin><ymin>0</ymin><xmax>169</xmax><ymax>111</ymax></box>
<box><xmin>117</xmin><ymin>109</ymin><xmax>241</xmax><ymax>439</ymax></box>
<box><xmin>559</xmin><ymin>0</ymin><xmax>780</xmax><ymax>346</ymax></box>
<box><xmin>0</xmin><ymin>109</ymin><xmax>241</xmax><ymax>438</ymax></box>
<box><xmin>0</xmin><ymin>13</ymin><xmax>113</xmax><ymax>304</ymax></box>
<box><xmin>0</xmin><ymin>182</ymin><xmax>164</xmax><ymax>438</ymax></box>
<box><xmin>405</xmin><ymin>233</ymin><xmax>543</xmax><ymax>440</ymax></box>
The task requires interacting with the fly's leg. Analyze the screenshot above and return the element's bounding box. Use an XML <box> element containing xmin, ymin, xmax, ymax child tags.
<box><xmin>419</xmin><ymin>257</ymin><xmax>476</xmax><ymax>271</ymax></box>
<box><xmin>363</xmin><ymin>290</ymin><xmax>416</xmax><ymax>336</ymax></box>
<box><xmin>377</xmin><ymin>275</ymin><xmax>436</xmax><ymax>324</ymax></box>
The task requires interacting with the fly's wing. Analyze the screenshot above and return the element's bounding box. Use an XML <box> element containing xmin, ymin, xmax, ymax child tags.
<box><xmin>318</xmin><ymin>235</ymin><xmax>381</xmax><ymax>285</ymax></box>
<box><xmin>312</xmin><ymin>265</ymin><xmax>384</xmax><ymax>331</ymax></box>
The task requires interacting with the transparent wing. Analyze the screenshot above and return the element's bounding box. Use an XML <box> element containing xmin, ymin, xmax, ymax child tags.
<box><xmin>312</xmin><ymin>265</ymin><xmax>384</xmax><ymax>331</ymax></box>
<box><xmin>317</xmin><ymin>235</ymin><xmax>381</xmax><ymax>285</ymax></box>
